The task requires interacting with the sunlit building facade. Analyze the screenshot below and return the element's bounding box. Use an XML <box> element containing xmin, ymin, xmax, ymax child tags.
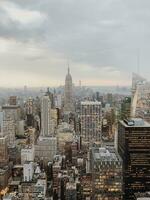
<box><xmin>90</xmin><ymin>147</ymin><xmax>123</xmax><ymax>200</ymax></box>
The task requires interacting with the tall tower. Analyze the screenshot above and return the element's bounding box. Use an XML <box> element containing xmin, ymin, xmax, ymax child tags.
<box><xmin>41</xmin><ymin>96</ymin><xmax>51</xmax><ymax>137</ymax></box>
<box><xmin>64</xmin><ymin>67</ymin><xmax>74</xmax><ymax>113</ymax></box>
<box><xmin>118</xmin><ymin>118</ymin><xmax>150</xmax><ymax>200</ymax></box>
<box><xmin>81</xmin><ymin>101</ymin><xmax>102</xmax><ymax>144</ymax></box>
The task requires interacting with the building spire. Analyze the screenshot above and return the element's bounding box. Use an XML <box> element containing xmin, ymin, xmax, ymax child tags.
<box><xmin>68</xmin><ymin>63</ymin><xmax>70</xmax><ymax>74</ymax></box>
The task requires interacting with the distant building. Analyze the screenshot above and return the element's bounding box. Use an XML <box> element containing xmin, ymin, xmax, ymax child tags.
<box><xmin>25</xmin><ymin>97</ymin><xmax>34</xmax><ymax>127</ymax></box>
<box><xmin>107</xmin><ymin>93</ymin><xmax>113</xmax><ymax>106</ymax></box>
<box><xmin>118</xmin><ymin>118</ymin><xmax>150</xmax><ymax>200</ymax></box>
<box><xmin>90</xmin><ymin>147</ymin><xmax>123</xmax><ymax>200</ymax></box>
<box><xmin>64</xmin><ymin>67</ymin><xmax>74</xmax><ymax>113</ymax></box>
<box><xmin>41</xmin><ymin>95</ymin><xmax>52</xmax><ymax>137</ymax></box>
<box><xmin>121</xmin><ymin>96</ymin><xmax>131</xmax><ymax>119</ymax></box>
<box><xmin>9</xmin><ymin>96</ymin><xmax>17</xmax><ymax>106</ymax></box>
<box><xmin>81</xmin><ymin>101</ymin><xmax>102</xmax><ymax>144</ymax></box>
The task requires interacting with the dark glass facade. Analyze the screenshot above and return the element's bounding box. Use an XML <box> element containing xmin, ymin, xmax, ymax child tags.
<box><xmin>118</xmin><ymin>119</ymin><xmax>150</xmax><ymax>200</ymax></box>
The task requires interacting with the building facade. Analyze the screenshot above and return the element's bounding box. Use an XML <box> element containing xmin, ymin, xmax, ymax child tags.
<box><xmin>41</xmin><ymin>95</ymin><xmax>51</xmax><ymax>137</ymax></box>
<box><xmin>81</xmin><ymin>101</ymin><xmax>102</xmax><ymax>143</ymax></box>
<box><xmin>118</xmin><ymin>118</ymin><xmax>150</xmax><ymax>200</ymax></box>
<box><xmin>90</xmin><ymin>147</ymin><xmax>123</xmax><ymax>200</ymax></box>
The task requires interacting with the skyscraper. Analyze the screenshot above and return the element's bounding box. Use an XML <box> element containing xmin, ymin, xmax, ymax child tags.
<box><xmin>81</xmin><ymin>101</ymin><xmax>102</xmax><ymax>144</ymax></box>
<box><xmin>64</xmin><ymin>67</ymin><xmax>74</xmax><ymax>113</ymax></box>
<box><xmin>118</xmin><ymin>118</ymin><xmax>150</xmax><ymax>200</ymax></box>
<box><xmin>25</xmin><ymin>97</ymin><xmax>34</xmax><ymax>127</ymax></box>
<box><xmin>121</xmin><ymin>96</ymin><xmax>131</xmax><ymax>119</ymax></box>
<box><xmin>41</xmin><ymin>95</ymin><xmax>51</xmax><ymax>137</ymax></box>
<box><xmin>0</xmin><ymin>136</ymin><xmax>8</xmax><ymax>167</ymax></box>
<box><xmin>35</xmin><ymin>95</ymin><xmax>57</xmax><ymax>164</ymax></box>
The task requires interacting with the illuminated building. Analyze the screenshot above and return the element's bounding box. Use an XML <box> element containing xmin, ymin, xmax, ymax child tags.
<box><xmin>81</xmin><ymin>101</ymin><xmax>102</xmax><ymax>144</ymax></box>
<box><xmin>66</xmin><ymin>182</ymin><xmax>77</xmax><ymax>200</ymax></box>
<box><xmin>118</xmin><ymin>118</ymin><xmax>150</xmax><ymax>200</ymax></box>
<box><xmin>90</xmin><ymin>147</ymin><xmax>123</xmax><ymax>200</ymax></box>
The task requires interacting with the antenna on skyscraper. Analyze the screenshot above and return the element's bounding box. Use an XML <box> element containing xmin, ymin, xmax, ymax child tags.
<box><xmin>67</xmin><ymin>59</ymin><xmax>70</xmax><ymax>74</ymax></box>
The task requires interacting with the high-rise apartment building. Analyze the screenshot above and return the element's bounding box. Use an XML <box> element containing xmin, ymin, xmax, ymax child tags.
<box><xmin>25</xmin><ymin>97</ymin><xmax>34</xmax><ymax>127</ymax></box>
<box><xmin>121</xmin><ymin>96</ymin><xmax>131</xmax><ymax>119</ymax></box>
<box><xmin>90</xmin><ymin>147</ymin><xmax>123</xmax><ymax>200</ymax></box>
<box><xmin>41</xmin><ymin>95</ymin><xmax>51</xmax><ymax>137</ymax></box>
<box><xmin>9</xmin><ymin>96</ymin><xmax>17</xmax><ymax>106</ymax></box>
<box><xmin>64</xmin><ymin>67</ymin><xmax>74</xmax><ymax>113</ymax></box>
<box><xmin>0</xmin><ymin>136</ymin><xmax>8</xmax><ymax>167</ymax></box>
<box><xmin>2</xmin><ymin>105</ymin><xmax>20</xmax><ymax>146</ymax></box>
<box><xmin>118</xmin><ymin>118</ymin><xmax>150</xmax><ymax>200</ymax></box>
<box><xmin>81</xmin><ymin>101</ymin><xmax>102</xmax><ymax>143</ymax></box>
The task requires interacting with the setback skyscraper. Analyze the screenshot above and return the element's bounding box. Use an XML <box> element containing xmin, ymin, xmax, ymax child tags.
<box><xmin>64</xmin><ymin>67</ymin><xmax>74</xmax><ymax>113</ymax></box>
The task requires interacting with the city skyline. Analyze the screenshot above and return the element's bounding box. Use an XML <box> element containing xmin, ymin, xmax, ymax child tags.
<box><xmin>0</xmin><ymin>0</ymin><xmax>150</xmax><ymax>87</ymax></box>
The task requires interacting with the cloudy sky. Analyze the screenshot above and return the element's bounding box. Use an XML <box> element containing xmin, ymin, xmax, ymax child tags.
<box><xmin>0</xmin><ymin>0</ymin><xmax>150</xmax><ymax>87</ymax></box>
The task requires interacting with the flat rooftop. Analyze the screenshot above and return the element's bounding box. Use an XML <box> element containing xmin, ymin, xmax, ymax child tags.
<box><xmin>120</xmin><ymin>118</ymin><xmax>150</xmax><ymax>128</ymax></box>
<box><xmin>92</xmin><ymin>147</ymin><xmax>121</xmax><ymax>162</ymax></box>
<box><xmin>81</xmin><ymin>101</ymin><xmax>101</xmax><ymax>105</ymax></box>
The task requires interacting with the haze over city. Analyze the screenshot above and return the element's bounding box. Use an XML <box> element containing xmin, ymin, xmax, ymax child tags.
<box><xmin>0</xmin><ymin>0</ymin><xmax>150</xmax><ymax>87</ymax></box>
<box><xmin>1</xmin><ymin>1</ymin><xmax>150</xmax><ymax>200</ymax></box>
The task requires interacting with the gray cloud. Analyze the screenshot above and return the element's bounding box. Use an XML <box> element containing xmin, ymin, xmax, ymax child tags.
<box><xmin>0</xmin><ymin>0</ymin><xmax>150</xmax><ymax>87</ymax></box>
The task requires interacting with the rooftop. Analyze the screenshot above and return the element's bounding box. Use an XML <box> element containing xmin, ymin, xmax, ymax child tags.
<box><xmin>92</xmin><ymin>147</ymin><xmax>122</xmax><ymax>162</ymax></box>
<box><xmin>120</xmin><ymin>118</ymin><xmax>150</xmax><ymax>127</ymax></box>
<box><xmin>81</xmin><ymin>101</ymin><xmax>101</xmax><ymax>105</ymax></box>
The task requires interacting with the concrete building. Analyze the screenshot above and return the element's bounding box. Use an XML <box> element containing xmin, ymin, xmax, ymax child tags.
<box><xmin>2</xmin><ymin>105</ymin><xmax>20</xmax><ymax>146</ymax></box>
<box><xmin>57</xmin><ymin>122</ymin><xmax>74</xmax><ymax>153</ymax></box>
<box><xmin>0</xmin><ymin>167</ymin><xmax>9</xmax><ymax>189</ymax></box>
<box><xmin>90</xmin><ymin>147</ymin><xmax>123</xmax><ymax>200</ymax></box>
<box><xmin>41</xmin><ymin>95</ymin><xmax>52</xmax><ymax>137</ymax></box>
<box><xmin>35</xmin><ymin>136</ymin><xmax>57</xmax><ymax>164</ymax></box>
<box><xmin>21</xmin><ymin>145</ymin><xmax>35</xmax><ymax>165</ymax></box>
<box><xmin>0</xmin><ymin>136</ymin><xmax>8</xmax><ymax>167</ymax></box>
<box><xmin>23</xmin><ymin>162</ymin><xmax>34</xmax><ymax>182</ymax></box>
<box><xmin>81</xmin><ymin>101</ymin><xmax>102</xmax><ymax>144</ymax></box>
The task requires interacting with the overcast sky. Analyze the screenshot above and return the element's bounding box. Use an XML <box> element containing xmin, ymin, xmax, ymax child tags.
<box><xmin>0</xmin><ymin>0</ymin><xmax>150</xmax><ymax>87</ymax></box>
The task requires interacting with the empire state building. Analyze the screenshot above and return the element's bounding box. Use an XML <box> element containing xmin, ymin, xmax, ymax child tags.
<box><xmin>64</xmin><ymin>67</ymin><xmax>74</xmax><ymax>113</ymax></box>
